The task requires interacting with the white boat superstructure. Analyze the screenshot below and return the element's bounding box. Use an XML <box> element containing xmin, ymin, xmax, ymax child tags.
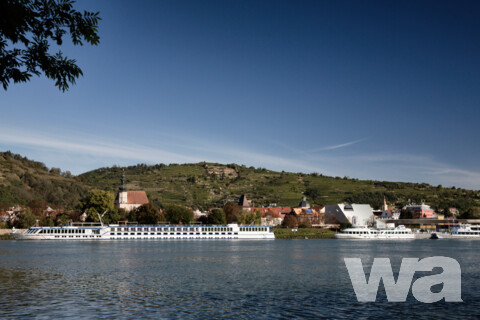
<box><xmin>335</xmin><ymin>225</ymin><xmax>414</xmax><ymax>240</ymax></box>
<box><xmin>433</xmin><ymin>224</ymin><xmax>480</xmax><ymax>239</ymax></box>
<box><xmin>11</xmin><ymin>223</ymin><xmax>275</xmax><ymax>240</ymax></box>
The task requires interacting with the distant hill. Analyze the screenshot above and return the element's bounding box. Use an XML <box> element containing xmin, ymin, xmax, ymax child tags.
<box><xmin>0</xmin><ymin>151</ymin><xmax>89</xmax><ymax>209</ymax></box>
<box><xmin>1</xmin><ymin>151</ymin><xmax>479</xmax><ymax>214</ymax></box>
<box><xmin>79</xmin><ymin>162</ymin><xmax>480</xmax><ymax>213</ymax></box>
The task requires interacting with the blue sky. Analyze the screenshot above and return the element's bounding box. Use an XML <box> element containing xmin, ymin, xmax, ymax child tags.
<box><xmin>1</xmin><ymin>0</ymin><xmax>480</xmax><ymax>189</ymax></box>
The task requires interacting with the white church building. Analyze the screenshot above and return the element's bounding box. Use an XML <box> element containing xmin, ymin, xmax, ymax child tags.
<box><xmin>114</xmin><ymin>171</ymin><xmax>149</xmax><ymax>212</ymax></box>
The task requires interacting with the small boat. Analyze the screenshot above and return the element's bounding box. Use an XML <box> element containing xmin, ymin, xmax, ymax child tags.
<box><xmin>431</xmin><ymin>224</ymin><xmax>480</xmax><ymax>239</ymax></box>
<box><xmin>335</xmin><ymin>225</ymin><xmax>414</xmax><ymax>240</ymax></box>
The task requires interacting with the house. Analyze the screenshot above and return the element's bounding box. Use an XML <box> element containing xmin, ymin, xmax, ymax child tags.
<box><xmin>403</xmin><ymin>202</ymin><xmax>437</xmax><ymax>219</ymax></box>
<box><xmin>250</xmin><ymin>206</ymin><xmax>291</xmax><ymax>227</ymax></box>
<box><xmin>287</xmin><ymin>196</ymin><xmax>323</xmax><ymax>225</ymax></box>
<box><xmin>114</xmin><ymin>171</ymin><xmax>149</xmax><ymax>212</ymax></box>
<box><xmin>324</xmin><ymin>203</ymin><xmax>374</xmax><ymax>226</ymax></box>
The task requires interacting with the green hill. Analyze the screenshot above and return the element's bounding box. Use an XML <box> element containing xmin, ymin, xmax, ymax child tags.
<box><xmin>79</xmin><ymin>162</ymin><xmax>480</xmax><ymax>214</ymax></box>
<box><xmin>0</xmin><ymin>151</ymin><xmax>88</xmax><ymax>209</ymax></box>
<box><xmin>1</xmin><ymin>151</ymin><xmax>479</xmax><ymax>215</ymax></box>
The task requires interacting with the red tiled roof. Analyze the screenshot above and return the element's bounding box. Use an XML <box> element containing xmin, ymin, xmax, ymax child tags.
<box><xmin>127</xmin><ymin>191</ymin><xmax>149</xmax><ymax>204</ymax></box>
<box><xmin>250</xmin><ymin>207</ymin><xmax>291</xmax><ymax>217</ymax></box>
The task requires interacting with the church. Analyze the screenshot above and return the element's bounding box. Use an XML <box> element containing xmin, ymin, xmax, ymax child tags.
<box><xmin>114</xmin><ymin>171</ymin><xmax>149</xmax><ymax>211</ymax></box>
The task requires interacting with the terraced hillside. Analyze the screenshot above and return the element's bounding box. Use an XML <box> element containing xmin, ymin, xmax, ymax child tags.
<box><xmin>80</xmin><ymin>162</ymin><xmax>480</xmax><ymax>213</ymax></box>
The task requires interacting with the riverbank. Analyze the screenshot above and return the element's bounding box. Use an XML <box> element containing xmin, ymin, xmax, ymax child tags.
<box><xmin>273</xmin><ymin>227</ymin><xmax>336</xmax><ymax>239</ymax></box>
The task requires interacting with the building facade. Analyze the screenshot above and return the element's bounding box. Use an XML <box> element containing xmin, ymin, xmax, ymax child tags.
<box><xmin>324</xmin><ymin>203</ymin><xmax>374</xmax><ymax>226</ymax></box>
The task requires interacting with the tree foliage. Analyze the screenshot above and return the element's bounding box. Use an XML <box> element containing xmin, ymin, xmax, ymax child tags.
<box><xmin>79</xmin><ymin>189</ymin><xmax>115</xmax><ymax>222</ymax></box>
<box><xmin>0</xmin><ymin>0</ymin><xmax>100</xmax><ymax>91</ymax></box>
<box><xmin>11</xmin><ymin>207</ymin><xmax>37</xmax><ymax>228</ymax></box>
<box><xmin>282</xmin><ymin>214</ymin><xmax>298</xmax><ymax>228</ymax></box>
<box><xmin>237</xmin><ymin>210</ymin><xmax>261</xmax><ymax>225</ymax></box>
<box><xmin>222</xmin><ymin>202</ymin><xmax>242</xmax><ymax>223</ymax></box>
<box><xmin>164</xmin><ymin>204</ymin><xmax>193</xmax><ymax>224</ymax></box>
<box><xmin>133</xmin><ymin>203</ymin><xmax>164</xmax><ymax>224</ymax></box>
<box><xmin>27</xmin><ymin>198</ymin><xmax>48</xmax><ymax>215</ymax></box>
<box><xmin>207</xmin><ymin>208</ymin><xmax>226</xmax><ymax>225</ymax></box>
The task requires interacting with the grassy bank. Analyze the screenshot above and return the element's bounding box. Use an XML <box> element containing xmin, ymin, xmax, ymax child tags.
<box><xmin>274</xmin><ymin>227</ymin><xmax>336</xmax><ymax>239</ymax></box>
<box><xmin>0</xmin><ymin>234</ymin><xmax>14</xmax><ymax>240</ymax></box>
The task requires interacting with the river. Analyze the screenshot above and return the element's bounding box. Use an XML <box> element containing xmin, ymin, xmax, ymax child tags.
<box><xmin>0</xmin><ymin>239</ymin><xmax>479</xmax><ymax>319</ymax></box>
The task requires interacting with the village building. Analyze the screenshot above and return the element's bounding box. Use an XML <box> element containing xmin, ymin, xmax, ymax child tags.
<box><xmin>374</xmin><ymin>197</ymin><xmax>400</xmax><ymax>220</ymax></box>
<box><xmin>403</xmin><ymin>201</ymin><xmax>437</xmax><ymax>219</ymax></box>
<box><xmin>324</xmin><ymin>203</ymin><xmax>374</xmax><ymax>226</ymax></box>
<box><xmin>250</xmin><ymin>206</ymin><xmax>291</xmax><ymax>227</ymax></box>
<box><xmin>114</xmin><ymin>171</ymin><xmax>149</xmax><ymax>212</ymax></box>
<box><xmin>285</xmin><ymin>196</ymin><xmax>324</xmax><ymax>226</ymax></box>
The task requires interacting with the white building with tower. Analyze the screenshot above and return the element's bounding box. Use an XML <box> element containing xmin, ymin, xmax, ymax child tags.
<box><xmin>114</xmin><ymin>170</ymin><xmax>149</xmax><ymax>212</ymax></box>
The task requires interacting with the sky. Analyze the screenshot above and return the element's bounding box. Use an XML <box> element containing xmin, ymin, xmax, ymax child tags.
<box><xmin>1</xmin><ymin>0</ymin><xmax>480</xmax><ymax>189</ymax></box>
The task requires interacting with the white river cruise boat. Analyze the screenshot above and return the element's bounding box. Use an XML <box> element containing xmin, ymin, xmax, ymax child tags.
<box><xmin>11</xmin><ymin>223</ymin><xmax>275</xmax><ymax>240</ymax></box>
<box><xmin>335</xmin><ymin>225</ymin><xmax>414</xmax><ymax>240</ymax></box>
<box><xmin>432</xmin><ymin>224</ymin><xmax>480</xmax><ymax>239</ymax></box>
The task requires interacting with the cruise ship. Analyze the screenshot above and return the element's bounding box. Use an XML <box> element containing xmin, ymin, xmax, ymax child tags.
<box><xmin>335</xmin><ymin>225</ymin><xmax>414</xmax><ymax>240</ymax></box>
<box><xmin>11</xmin><ymin>223</ymin><xmax>275</xmax><ymax>240</ymax></box>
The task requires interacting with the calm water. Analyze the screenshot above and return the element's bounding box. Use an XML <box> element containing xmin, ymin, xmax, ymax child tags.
<box><xmin>1</xmin><ymin>239</ymin><xmax>480</xmax><ymax>319</ymax></box>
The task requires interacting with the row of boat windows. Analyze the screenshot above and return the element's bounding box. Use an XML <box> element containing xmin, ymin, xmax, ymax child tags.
<box><xmin>344</xmin><ymin>231</ymin><xmax>410</xmax><ymax>234</ymax></box>
<box><xmin>110</xmin><ymin>232</ymin><xmax>239</xmax><ymax>236</ymax></box>
<box><xmin>239</xmin><ymin>227</ymin><xmax>269</xmax><ymax>232</ymax></box>
<box><xmin>111</xmin><ymin>227</ymin><xmax>270</xmax><ymax>232</ymax></box>
<box><xmin>455</xmin><ymin>232</ymin><xmax>480</xmax><ymax>235</ymax></box>
<box><xmin>34</xmin><ymin>229</ymin><xmax>101</xmax><ymax>234</ymax></box>
<box><xmin>111</xmin><ymin>227</ymin><xmax>235</xmax><ymax>232</ymax></box>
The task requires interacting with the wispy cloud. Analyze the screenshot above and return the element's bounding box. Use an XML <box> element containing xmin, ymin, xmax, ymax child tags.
<box><xmin>0</xmin><ymin>128</ymin><xmax>199</xmax><ymax>165</ymax></box>
<box><xmin>1</xmin><ymin>126</ymin><xmax>479</xmax><ymax>190</ymax></box>
<box><xmin>310</xmin><ymin>138</ymin><xmax>367</xmax><ymax>152</ymax></box>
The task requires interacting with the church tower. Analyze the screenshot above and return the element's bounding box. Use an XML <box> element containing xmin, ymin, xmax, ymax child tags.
<box><xmin>382</xmin><ymin>197</ymin><xmax>388</xmax><ymax>212</ymax></box>
<box><xmin>117</xmin><ymin>169</ymin><xmax>128</xmax><ymax>205</ymax></box>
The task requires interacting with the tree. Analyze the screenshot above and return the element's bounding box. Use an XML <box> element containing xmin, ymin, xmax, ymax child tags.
<box><xmin>164</xmin><ymin>205</ymin><xmax>193</xmax><ymax>224</ymax></box>
<box><xmin>27</xmin><ymin>198</ymin><xmax>48</xmax><ymax>216</ymax></box>
<box><xmin>14</xmin><ymin>207</ymin><xmax>37</xmax><ymax>228</ymax></box>
<box><xmin>79</xmin><ymin>189</ymin><xmax>115</xmax><ymax>222</ymax></box>
<box><xmin>207</xmin><ymin>208</ymin><xmax>226</xmax><ymax>225</ymax></box>
<box><xmin>460</xmin><ymin>207</ymin><xmax>480</xmax><ymax>219</ymax></box>
<box><xmin>135</xmin><ymin>203</ymin><xmax>164</xmax><ymax>224</ymax></box>
<box><xmin>443</xmin><ymin>206</ymin><xmax>452</xmax><ymax>217</ymax></box>
<box><xmin>0</xmin><ymin>0</ymin><xmax>100</xmax><ymax>91</ymax></box>
<box><xmin>222</xmin><ymin>202</ymin><xmax>242</xmax><ymax>223</ymax></box>
<box><xmin>282</xmin><ymin>214</ymin><xmax>298</xmax><ymax>228</ymax></box>
<box><xmin>237</xmin><ymin>210</ymin><xmax>258</xmax><ymax>225</ymax></box>
<box><xmin>297</xmin><ymin>215</ymin><xmax>311</xmax><ymax>228</ymax></box>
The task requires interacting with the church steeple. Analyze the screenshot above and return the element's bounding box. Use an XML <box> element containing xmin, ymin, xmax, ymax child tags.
<box><xmin>119</xmin><ymin>169</ymin><xmax>126</xmax><ymax>192</ymax></box>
